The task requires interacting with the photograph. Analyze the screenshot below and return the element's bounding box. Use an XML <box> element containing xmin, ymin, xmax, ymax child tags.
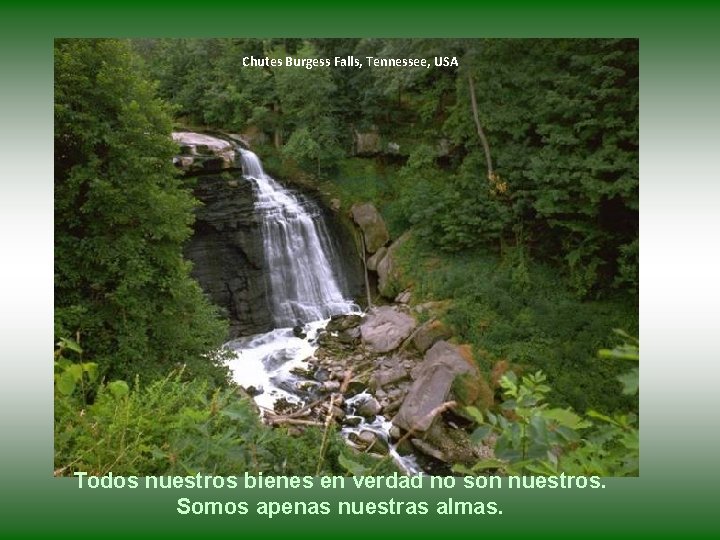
<box><xmin>54</xmin><ymin>37</ymin><xmax>639</xmax><ymax>479</ymax></box>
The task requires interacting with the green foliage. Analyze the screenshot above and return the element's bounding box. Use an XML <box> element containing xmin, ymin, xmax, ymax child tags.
<box><xmin>134</xmin><ymin>39</ymin><xmax>637</xmax><ymax>297</ymax></box>
<box><xmin>54</xmin><ymin>39</ymin><xmax>228</xmax><ymax>385</ymax></box>
<box><xmin>54</xmin><ymin>356</ymin><xmax>382</xmax><ymax>477</ymax></box>
<box><xmin>452</xmin><ymin>39</ymin><xmax>638</xmax><ymax>295</ymax></box>
<box><xmin>54</xmin><ymin>338</ymin><xmax>98</xmax><ymax>397</ymax></box>
<box><xmin>454</xmin><ymin>366</ymin><xmax>638</xmax><ymax>477</ymax></box>
<box><xmin>397</xmin><ymin>237</ymin><xmax>637</xmax><ymax>413</ymax></box>
<box><xmin>598</xmin><ymin>329</ymin><xmax>639</xmax><ymax>395</ymax></box>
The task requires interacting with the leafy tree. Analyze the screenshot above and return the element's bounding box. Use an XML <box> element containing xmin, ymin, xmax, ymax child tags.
<box><xmin>272</xmin><ymin>43</ymin><xmax>344</xmax><ymax>175</ymax></box>
<box><xmin>444</xmin><ymin>39</ymin><xmax>639</xmax><ymax>294</ymax></box>
<box><xmin>55</xmin><ymin>39</ymin><xmax>228</xmax><ymax>385</ymax></box>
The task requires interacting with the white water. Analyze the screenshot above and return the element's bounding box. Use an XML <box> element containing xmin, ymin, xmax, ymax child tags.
<box><xmin>228</xmin><ymin>149</ymin><xmax>360</xmax><ymax>406</ymax></box>
<box><xmin>226</xmin><ymin>320</ymin><xmax>327</xmax><ymax>411</ymax></box>
<box><xmin>227</xmin><ymin>149</ymin><xmax>419</xmax><ymax>475</ymax></box>
<box><xmin>241</xmin><ymin>149</ymin><xmax>358</xmax><ymax>326</ymax></box>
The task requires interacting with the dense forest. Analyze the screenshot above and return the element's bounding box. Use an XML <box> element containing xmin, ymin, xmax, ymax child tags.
<box><xmin>55</xmin><ymin>38</ymin><xmax>638</xmax><ymax>477</ymax></box>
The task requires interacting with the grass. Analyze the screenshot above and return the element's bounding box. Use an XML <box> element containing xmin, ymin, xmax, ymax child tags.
<box><xmin>396</xmin><ymin>236</ymin><xmax>638</xmax><ymax>415</ymax></box>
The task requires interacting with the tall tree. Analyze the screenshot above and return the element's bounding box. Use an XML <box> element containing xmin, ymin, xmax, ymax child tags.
<box><xmin>55</xmin><ymin>39</ymin><xmax>228</xmax><ymax>384</ymax></box>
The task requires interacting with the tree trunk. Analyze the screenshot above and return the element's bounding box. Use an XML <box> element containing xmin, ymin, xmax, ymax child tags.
<box><xmin>467</xmin><ymin>74</ymin><xmax>494</xmax><ymax>180</ymax></box>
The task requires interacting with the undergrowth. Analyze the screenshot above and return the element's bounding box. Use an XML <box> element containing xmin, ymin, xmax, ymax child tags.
<box><xmin>395</xmin><ymin>236</ymin><xmax>638</xmax><ymax>415</ymax></box>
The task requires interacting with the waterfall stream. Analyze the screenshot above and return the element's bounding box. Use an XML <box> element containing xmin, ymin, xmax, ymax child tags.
<box><xmin>227</xmin><ymin>149</ymin><xmax>359</xmax><ymax>409</ymax></box>
<box><xmin>240</xmin><ymin>149</ymin><xmax>357</xmax><ymax>326</ymax></box>
<box><xmin>224</xmin><ymin>149</ymin><xmax>420</xmax><ymax>475</ymax></box>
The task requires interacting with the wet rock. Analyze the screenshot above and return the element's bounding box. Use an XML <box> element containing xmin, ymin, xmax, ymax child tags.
<box><xmin>327</xmin><ymin>405</ymin><xmax>345</xmax><ymax>420</ymax></box>
<box><xmin>395</xmin><ymin>438</ymin><xmax>415</xmax><ymax>457</ymax></box>
<box><xmin>388</xmin><ymin>425</ymin><xmax>402</xmax><ymax>440</ymax></box>
<box><xmin>383</xmin><ymin>398</ymin><xmax>403</xmax><ymax>416</ymax></box>
<box><xmin>326</xmin><ymin>314</ymin><xmax>363</xmax><ymax>332</ymax></box>
<box><xmin>348</xmin><ymin>430</ymin><xmax>382</xmax><ymax>452</ymax></box>
<box><xmin>337</xmin><ymin>330</ymin><xmax>360</xmax><ymax>345</ymax></box>
<box><xmin>350</xmin><ymin>202</ymin><xmax>389</xmax><ymax>254</ymax></box>
<box><xmin>345</xmin><ymin>379</ymin><xmax>367</xmax><ymax>396</ymax></box>
<box><xmin>412</xmin><ymin>319</ymin><xmax>453</xmax><ymax>354</ymax></box>
<box><xmin>355</xmin><ymin>396</ymin><xmax>381</xmax><ymax>418</ymax></box>
<box><xmin>297</xmin><ymin>381</ymin><xmax>320</xmax><ymax>392</ymax></box>
<box><xmin>290</xmin><ymin>366</ymin><xmax>314</xmax><ymax>378</ymax></box>
<box><xmin>245</xmin><ymin>385</ymin><xmax>264</xmax><ymax>397</ymax></box>
<box><xmin>292</xmin><ymin>325</ymin><xmax>307</xmax><ymax>339</ymax></box>
<box><xmin>314</xmin><ymin>368</ymin><xmax>331</xmax><ymax>382</ymax></box>
<box><xmin>322</xmin><ymin>380</ymin><xmax>341</xmax><ymax>393</ymax></box>
<box><xmin>370</xmin><ymin>365</ymin><xmax>408</xmax><ymax>390</ymax></box>
<box><xmin>184</xmin><ymin>174</ymin><xmax>272</xmax><ymax>337</ymax></box>
<box><xmin>343</xmin><ymin>416</ymin><xmax>363</xmax><ymax>427</ymax></box>
<box><xmin>393</xmin><ymin>341</ymin><xmax>479</xmax><ymax>433</ymax></box>
<box><xmin>360</xmin><ymin>306</ymin><xmax>417</xmax><ymax>353</ymax></box>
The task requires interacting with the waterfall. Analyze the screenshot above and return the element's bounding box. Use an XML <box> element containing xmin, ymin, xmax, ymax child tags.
<box><xmin>228</xmin><ymin>149</ymin><xmax>421</xmax><ymax>474</ymax></box>
<box><xmin>239</xmin><ymin>149</ymin><xmax>358</xmax><ymax>327</ymax></box>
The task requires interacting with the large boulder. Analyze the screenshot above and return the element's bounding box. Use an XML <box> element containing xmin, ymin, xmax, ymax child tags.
<box><xmin>412</xmin><ymin>422</ymin><xmax>482</xmax><ymax>464</ymax></box>
<box><xmin>413</xmin><ymin>319</ymin><xmax>453</xmax><ymax>354</ymax></box>
<box><xmin>360</xmin><ymin>306</ymin><xmax>417</xmax><ymax>353</ymax></box>
<box><xmin>351</xmin><ymin>203</ymin><xmax>389</xmax><ymax>254</ymax></box>
<box><xmin>172</xmin><ymin>132</ymin><xmax>237</xmax><ymax>173</ymax></box>
<box><xmin>393</xmin><ymin>341</ymin><xmax>478</xmax><ymax>433</ymax></box>
<box><xmin>376</xmin><ymin>232</ymin><xmax>411</xmax><ymax>299</ymax></box>
<box><xmin>366</xmin><ymin>246</ymin><xmax>387</xmax><ymax>272</ymax></box>
<box><xmin>369</xmin><ymin>364</ymin><xmax>408</xmax><ymax>390</ymax></box>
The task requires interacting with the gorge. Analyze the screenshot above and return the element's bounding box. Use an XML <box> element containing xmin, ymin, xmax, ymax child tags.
<box><xmin>177</xmin><ymin>133</ymin><xmax>484</xmax><ymax>473</ymax></box>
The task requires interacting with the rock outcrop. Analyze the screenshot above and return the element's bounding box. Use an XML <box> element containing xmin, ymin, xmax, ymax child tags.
<box><xmin>350</xmin><ymin>202</ymin><xmax>389</xmax><ymax>254</ymax></box>
<box><xmin>184</xmin><ymin>174</ymin><xmax>273</xmax><ymax>337</ymax></box>
<box><xmin>172</xmin><ymin>132</ymin><xmax>239</xmax><ymax>173</ymax></box>
<box><xmin>353</xmin><ymin>130</ymin><xmax>382</xmax><ymax>156</ymax></box>
<box><xmin>375</xmin><ymin>232</ymin><xmax>411</xmax><ymax>299</ymax></box>
<box><xmin>393</xmin><ymin>341</ymin><xmax>478</xmax><ymax>433</ymax></box>
<box><xmin>360</xmin><ymin>305</ymin><xmax>417</xmax><ymax>353</ymax></box>
<box><xmin>412</xmin><ymin>319</ymin><xmax>454</xmax><ymax>354</ymax></box>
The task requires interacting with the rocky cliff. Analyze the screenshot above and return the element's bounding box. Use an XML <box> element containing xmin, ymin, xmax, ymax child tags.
<box><xmin>177</xmin><ymin>131</ymin><xmax>364</xmax><ymax>339</ymax></box>
<box><xmin>184</xmin><ymin>174</ymin><xmax>273</xmax><ymax>338</ymax></box>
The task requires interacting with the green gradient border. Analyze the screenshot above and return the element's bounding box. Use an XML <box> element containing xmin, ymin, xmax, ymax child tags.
<box><xmin>2</xmin><ymin>2</ymin><xmax>719</xmax><ymax>536</ymax></box>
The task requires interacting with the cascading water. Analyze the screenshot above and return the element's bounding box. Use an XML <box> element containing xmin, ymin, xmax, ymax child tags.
<box><xmin>226</xmin><ymin>148</ymin><xmax>420</xmax><ymax>475</ymax></box>
<box><xmin>227</xmin><ymin>150</ymin><xmax>359</xmax><ymax>410</ymax></box>
<box><xmin>240</xmin><ymin>149</ymin><xmax>357</xmax><ymax>326</ymax></box>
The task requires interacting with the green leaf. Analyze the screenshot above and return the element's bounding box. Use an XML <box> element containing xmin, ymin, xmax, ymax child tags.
<box><xmin>57</xmin><ymin>370</ymin><xmax>76</xmax><ymax>396</ymax></box>
<box><xmin>541</xmin><ymin>408</ymin><xmax>592</xmax><ymax>429</ymax></box>
<box><xmin>464</xmin><ymin>406</ymin><xmax>484</xmax><ymax>424</ymax></box>
<box><xmin>451</xmin><ymin>463</ymin><xmax>475</xmax><ymax>475</ymax></box>
<box><xmin>471</xmin><ymin>425</ymin><xmax>492</xmax><ymax>443</ymax></box>
<box><xmin>617</xmin><ymin>368</ymin><xmax>639</xmax><ymax>395</ymax></box>
<box><xmin>107</xmin><ymin>380</ymin><xmax>129</xmax><ymax>399</ymax></box>
<box><xmin>598</xmin><ymin>346</ymin><xmax>639</xmax><ymax>362</ymax></box>
<box><xmin>57</xmin><ymin>337</ymin><xmax>83</xmax><ymax>354</ymax></box>
<box><xmin>66</xmin><ymin>363</ymin><xmax>83</xmax><ymax>381</ymax></box>
<box><xmin>338</xmin><ymin>453</ymin><xmax>369</xmax><ymax>476</ymax></box>
<box><xmin>82</xmin><ymin>362</ymin><xmax>99</xmax><ymax>383</ymax></box>
<box><xmin>587</xmin><ymin>410</ymin><xmax>619</xmax><ymax>426</ymax></box>
<box><xmin>471</xmin><ymin>459</ymin><xmax>507</xmax><ymax>472</ymax></box>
